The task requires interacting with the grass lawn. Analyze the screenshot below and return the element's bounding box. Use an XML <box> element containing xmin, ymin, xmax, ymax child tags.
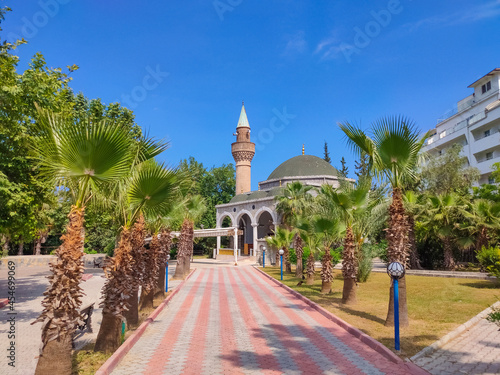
<box><xmin>261</xmin><ymin>267</ymin><xmax>499</xmax><ymax>358</ymax></box>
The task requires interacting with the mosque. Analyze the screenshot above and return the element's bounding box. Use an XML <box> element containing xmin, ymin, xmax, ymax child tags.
<box><xmin>214</xmin><ymin>104</ymin><xmax>348</xmax><ymax>264</ymax></box>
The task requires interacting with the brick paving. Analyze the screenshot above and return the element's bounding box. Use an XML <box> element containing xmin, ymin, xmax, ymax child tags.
<box><xmin>111</xmin><ymin>266</ymin><xmax>422</xmax><ymax>375</ymax></box>
<box><xmin>413</xmin><ymin>317</ymin><xmax>500</xmax><ymax>375</ymax></box>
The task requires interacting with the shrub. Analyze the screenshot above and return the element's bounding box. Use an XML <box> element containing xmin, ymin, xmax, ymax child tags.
<box><xmin>357</xmin><ymin>243</ymin><xmax>378</xmax><ymax>282</ymax></box>
<box><xmin>487</xmin><ymin>306</ymin><xmax>500</xmax><ymax>327</ymax></box>
<box><xmin>104</xmin><ymin>241</ymin><xmax>115</xmax><ymax>257</ymax></box>
<box><xmin>170</xmin><ymin>246</ymin><xmax>178</xmax><ymax>260</ymax></box>
<box><xmin>477</xmin><ymin>246</ymin><xmax>500</xmax><ymax>278</ymax></box>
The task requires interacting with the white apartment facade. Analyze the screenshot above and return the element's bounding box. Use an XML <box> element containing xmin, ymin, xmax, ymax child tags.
<box><xmin>423</xmin><ymin>68</ymin><xmax>500</xmax><ymax>184</ymax></box>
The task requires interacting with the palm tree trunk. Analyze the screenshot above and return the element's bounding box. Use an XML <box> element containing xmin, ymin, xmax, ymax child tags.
<box><xmin>174</xmin><ymin>219</ymin><xmax>192</xmax><ymax>279</ymax></box>
<box><xmin>34</xmin><ymin>206</ymin><xmax>85</xmax><ymax>374</ymax></box>
<box><xmin>443</xmin><ymin>237</ymin><xmax>455</xmax><ymax>270</ymax></box>
<box><xmin>475</xmin><ymin>226</ymin><xmax>489</xmax><ymax>253</ymax></box>
<box><xmin>275</xmin><ymin>249</ymin><xmax>280</xmax><ymax>267</ymax></box>
<box><xmin>95</xmin><ymin>229</ymin><xmax>134</xmax><ymax>353</ymax></box>
<box><xmin>140</xmin><ymin>234</ymin><xmax>160</xmax><ymax>310</ymax></box>
<box><xmin>385</xmin><ymin>276</ymin><xmax>409</xmax><ymax>327</ymax></box>
<box><xmin>155</xmin><ymin>229</ymin><xmax>172</xmax><ymax>296</ymax></box>
<box><xmin>125</xmin><ymin>216</ymin><xmax>147</xmax><ymax>327</ymax></box>
<box><xmin>284</xmin><ymin>246</ymin><xmax>292</xmax><ymax>273</ymax></box>
<box><xmin>408</xmin><ymin>215</ymin><xmax>422</xmax><ymax>270</ymax></box>
<box><xmin>1</xmin><ymin>235</ymin><xmax>9</xmax><ymax>255</ymax></box>
<box><xmin>306</xmin><ymin>253</ymin><xmax>315</xmax><ymax>285</ymax></box>
<box><xmin>320</xmin><ymin>249</ymin><xmax>334</xmax><ymax>294</ymax></box>
<box><xmin>385</xmin><ymin>188</ymin><xmax>410</xmax><ymax>327</ymax></box>
<box><xmin>342</xmin><ymin>226</ymin><xmax>357</xmax><ymax>304</ymax></box>
<box><xmin>294</xmin><ymin>234</ymin><xmax>304</xmax><ymax>278</ymax></box>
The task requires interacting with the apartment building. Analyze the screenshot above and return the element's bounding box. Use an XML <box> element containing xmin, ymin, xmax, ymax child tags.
<box><xmin>423</xmin><ymin>68</ymin><xmax>500</xmax><ymax>184</ymax></box>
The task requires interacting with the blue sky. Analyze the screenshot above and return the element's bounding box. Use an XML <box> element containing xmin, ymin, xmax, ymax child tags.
<box><xmin>4</xmin><ymin>0</ymin><xmax>500</xmax><ymax>189</ymax></box>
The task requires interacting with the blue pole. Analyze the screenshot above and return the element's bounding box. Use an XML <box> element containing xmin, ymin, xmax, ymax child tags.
<box><xmin>263</xmin><ymin>250</ymin><xmax>265</xmax><ymax>268</ymax></box>
<box><xmin>280</xmin><ymin>254</ymin><xmax>283</xmax><ymax>280</ymax></box>
<box><xmin>394</xmin><ymin>278</ymin><xmax>400</xmax><ymax>351</ymax></box>
<box><xmin>165</xmin><ymin>261</ymin><xmax>169</xmax><ymax>292</ymax></box>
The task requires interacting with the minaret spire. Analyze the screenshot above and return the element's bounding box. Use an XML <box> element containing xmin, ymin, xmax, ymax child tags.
<box><xmin>232</xmin><ymin>103</ymin><xmax>255</xmax><ymax>195</ymax></box>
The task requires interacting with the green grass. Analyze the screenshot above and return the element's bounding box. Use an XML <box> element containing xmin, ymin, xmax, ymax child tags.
<box><xmin>261</xmin><ymin>267</ymin><xmax>499</xmax><ymax>357</ymax></box>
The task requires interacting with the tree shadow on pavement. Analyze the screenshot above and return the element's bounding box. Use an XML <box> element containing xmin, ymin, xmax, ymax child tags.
<box><xmin>459</xmin><ymin>281</ymin><xmax>499</xmax><ymax>289</ymax></box>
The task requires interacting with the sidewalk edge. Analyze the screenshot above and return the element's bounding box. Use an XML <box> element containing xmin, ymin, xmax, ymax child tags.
<box><xmin>253</xmin><ymin>266</ymin><xmax>430</xmax><ymax>374</ymax></box>
<box><xmin>95</xmin><ymin>268</ymin><xmax>197</xmax><ymax>375</ymax></box>
<box><xmin>410</xmin><ymin>300</ymin><xmax>500</xmax><ymax>362</ymax></box>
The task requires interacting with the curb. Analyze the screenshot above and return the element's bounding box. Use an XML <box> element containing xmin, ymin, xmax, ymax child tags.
<box><xmin>253</xmin><ymin>266</ymin><xmax>430</xmax><ymax>375</ymax></box>
<box><xmin>95</xmin><ymin>268</ymin><xmax>197</xmax><ymax>375</ymax></box>
<box><xmin>0</xmin><ymin>298</ymin><xmax>8</xmax><ymax>309</ymax></box>
<box><xmin>410</xmin><ymin>300</ymin><xmax>500</xmax><ymax>362</ymax></box>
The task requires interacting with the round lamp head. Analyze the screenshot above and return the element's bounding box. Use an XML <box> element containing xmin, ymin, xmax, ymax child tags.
<box><xmin>387</xmin><ymin>262</ymin><xmax>405</xmax><ymax>279</ymax></box>
<box><xmin>279</xmin><ymin>249</ymin><xmax>284</xmax><ymax>255</ymax></box>
<box><xmin>262</xmin><ymin>246</ymin><xmax>266</xmax><ymax>252</ymax></box>
<box><xmin>167</xmin><ymin>254</ymin><xmax>171</xmax><ymax>261</ymax></box>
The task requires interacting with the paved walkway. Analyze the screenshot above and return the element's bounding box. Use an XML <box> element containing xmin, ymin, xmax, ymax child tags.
<box><xmin>413</xmin><ymin>317</ymin><xmax>500</xmax><ymax>375</ymax></box>
<box><xmin>111</xmin><ymin>266</ymin><xmax>421</xmax><ymax>375</ymax></box>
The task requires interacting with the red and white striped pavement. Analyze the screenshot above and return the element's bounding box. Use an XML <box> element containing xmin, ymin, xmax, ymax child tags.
<box><xmin>110</xmin><ymin>266</ymin><xmax>424</xmax><ymax>375</ymax></box>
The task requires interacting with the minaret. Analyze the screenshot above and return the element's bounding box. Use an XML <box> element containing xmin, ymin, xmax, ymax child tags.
<box><xmin>232</xmin><ymin>103</ymin><xmax>255</xmax><ymax>195</ymax></box>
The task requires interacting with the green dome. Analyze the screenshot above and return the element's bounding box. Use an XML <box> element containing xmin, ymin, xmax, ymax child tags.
<box><xmin>267</xmin><ymin>155</ymin><xmax>339</xmax><ymax>180</ymax></box>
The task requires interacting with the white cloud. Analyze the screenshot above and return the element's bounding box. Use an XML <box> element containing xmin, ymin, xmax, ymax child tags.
<box><xmin>283</xmin><ymin>31</ymin><xmax>307</xmax><ymax>55</ymax></box>
<box><xmin>404</xmin><ymin>0</ymin><xmax>500</xmax><ymax>31</ymax></box>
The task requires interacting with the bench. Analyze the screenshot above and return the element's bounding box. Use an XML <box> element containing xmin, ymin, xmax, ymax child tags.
<box><xmin>93</xmin><ymin>258</ymin><xmax>103</xmax><ymax>268</ymax></box>
<box><xmin>77</xmin><ymin>303</ymin><xmax>94</xmax><ymax>333</ymax></box>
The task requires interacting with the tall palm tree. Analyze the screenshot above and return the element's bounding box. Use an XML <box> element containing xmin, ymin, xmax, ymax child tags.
<box><xmin>30</xmin><ymin>109</ymin><xmax>134</xmax><ymax>374</ymax></box>
<box><xmin>319</xmin><ymin>183</ymin><xmax>369</xmax><ymax>303</ymax></box>
<box><xmin>340</xmin><ymin>116</ymin><xmax>429</xmax><ymax>326</ymax></box>
<box><xmin>422</xmin><ymin>193</ymin><xmax>467</xmax><ymax>270</ymax></box>
<box><xmin>173</xmin><ymin>194</ymin><xmax>206</xmax><ymax>279</ymax></box>
<box><xmin>95</xmin><ymin>161</ymin><xmax>179</xmax><ymax>353</ymax></box>
<box><xmin>276</xmin><ymin>181</ymin><xmax>313</xmax><ymax>277</ymax></box>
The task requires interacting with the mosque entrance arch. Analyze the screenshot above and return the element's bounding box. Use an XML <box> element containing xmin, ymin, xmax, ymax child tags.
<box><xmin>237</xmin><ymin>213</ymin><xmax>253</xmax><ymax>256</ymax></box>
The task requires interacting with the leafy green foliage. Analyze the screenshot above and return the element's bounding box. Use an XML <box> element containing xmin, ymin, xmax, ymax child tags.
<box><xmin>477</xmin><ymin>246</ymin><xmax>500</xmax><ymax>278</ymax></box>
<box><xmin>419</xmin><ymin>143</ymin><xmax>479</xmax><ymax>195</ymax></box>
<box><xmin>487</xmin><ymin>307</ymin><xmax>500</xmax><ymax>326</ymax></box>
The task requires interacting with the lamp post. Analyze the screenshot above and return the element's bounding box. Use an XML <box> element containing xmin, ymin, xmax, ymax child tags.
<box><xmin>262</xmin><ymin>246</ymin><xmax>266</xmax><ymax>268</ymax></box>
<box><xmin>279</xmin><ymin>249</ymin><xmax>284</xmax><ymax>280</ymax></box>
<box><xmin>166</xmin><ymin>254</ymin><xmax>171</xmax><ymax>292</ymax></box>
<box><xmin>387</xmin><ymin>261</ymin><xmax>405</xmax><ymax>352</ymax></box>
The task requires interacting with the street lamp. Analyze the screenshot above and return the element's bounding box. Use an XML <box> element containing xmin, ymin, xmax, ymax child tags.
<box><xmin>279</xmin><ymin>249</ymin><xmax>284</xmax><ymax>280</ymax></box>
<box><xmin>262</xmin><ymin>245</ymin><xmax>266</xmax><ymax>268</ymax></box>
<box><xmin>166</xmin><ymin>254</ymin><xmax>171</xmax><ymax>292</ymax></box>
<box><xmin>387</xmin><ymin>261</ymin><xmax>405</xmax><ymax>352</ymax></box>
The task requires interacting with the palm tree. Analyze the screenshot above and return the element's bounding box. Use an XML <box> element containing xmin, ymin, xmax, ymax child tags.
<box><xmin>422</xmin><ymin>193</ymin><xmax>467</xmax><ymax>270</ymax></box>
<box><xmin>463</xmin><ymin>199</ymin><xmax>500</xmax><ymax>253</ymax></box>
<box><xmin>319</xmin><ymin>183</ymin><xmax>369</xmax><ymax>303</ymax></box>
<box><xmin>296</xmin><ymin>218</ymin><xmax>321</xmax><ymax>285</ymax></box>
<box><xmin>265</xmin><ymin>234</ymin><xmax>281</xmax><ymax>267</ymax></box>
<box><xmin>276</xmin><ymin>181</ymin><xmax>313</xmax><ymax>277</ymax></box>
<box><xmin>312</xmin><ymin>216</ymin><xmax>344</xmax><ymax>294</ymax></box>
<box><xmin>95</xmin><ymin>161</ymin><xmax>179</xmax><ymax>353</ymax></box>
<box><xmin>30</xmin><ymin>109</ymin><xmax>134</xmax><ymax>374</ymax></box>
<box><xmin>173</xmin><ymin>194</ymin><xmax>206</xmax><ymax>279</ymax></box>
<box><xmin>340</xmin><ymin>116</ymin><xmax>429</xmax><ymax>326</ymax></box>
<box><xmin>274</xmin><ymin>226</ymin><xmax>295</xmax><ymax>273</ymax></box>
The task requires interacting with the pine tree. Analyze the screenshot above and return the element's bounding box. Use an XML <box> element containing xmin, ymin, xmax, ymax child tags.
<box><xmin>340</xmin><ymin>157</ymin><xmax>349</xmax><ymax>177</ymax></box>
<box><xmin>323</xmin><ymin>141</ymin><xmax>331</xmax><ymax>164</ymax></box>
<box><xmin>354</xmin><ymin>153</ymin><xmax>369</xmax><ymax>178</ymax></box>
